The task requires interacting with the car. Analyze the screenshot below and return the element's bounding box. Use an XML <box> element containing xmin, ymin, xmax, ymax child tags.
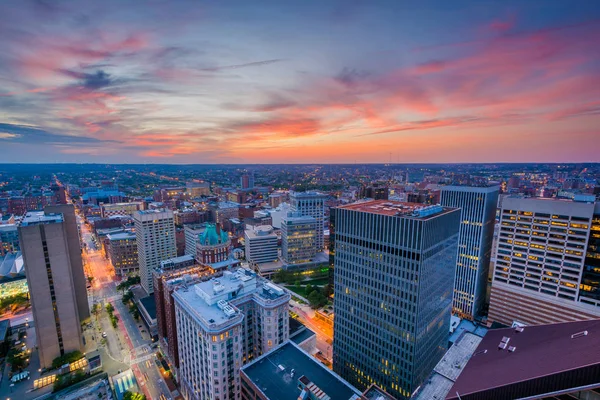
<box><xmin>102</xmin><ymin>332</ymin><xmax>107</xmax><ymax>338</ymax></box>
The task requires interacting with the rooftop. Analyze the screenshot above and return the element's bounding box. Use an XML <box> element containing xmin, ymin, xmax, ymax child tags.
<box><xmin>447</xmin><ymin>319</ymin><xmax>600</xmax><ymax>399</ymax></box>
<box><xmin>414</xmin><ymin>332</ymin><xmax>483</xmax><ymax>400</ymax></box>
<box><xmin>245</xmin><ymin>225</ymin><xmax>276</xmax><ymax>239</ymax></box>
<box><xmin>339</xmin><ymin>200</ymin><xmax>454</xmax><ymax>219</ymax></box>
<box><xmin>160</xmin><ymin>254</ymin><xmax>195</xmax><ymax>267</ymax></box>
<box><xmin>0</xmin><ymin>251</ymin><xmax>25</xmax><ymax>281</ymax></box>
<box><xmin>21</xmin><ymin>211</ymin><xmax>63</xmax><ymax>226</ymax></box>
<box><xmin>241</xmin><ymin>341</ymin><xmax>361</xmax><ymax>400</ymax></box>
<box><xmin>107</xmin><ymin>232</ymin><xmax>136</xmax><ymax>241</ymax></box>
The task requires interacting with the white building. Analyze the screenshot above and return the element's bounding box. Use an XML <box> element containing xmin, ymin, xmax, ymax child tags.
<box><xmin>489</xmin><ymin>196</ymin><xmax>600</xmax><ymax>326</ymax></box>
<box><xmin>133</xmin><ymin>209</ymin><xmax>177</xmax><ymax>294</ymax></box>
<box><xmin>184</xmin><ymin>224</ymin><xmax>205</xmax><ymax>257</ymax></box>
<box><xmin>290</xmin><ymin>191</ymin><xmax>326</xmax><ymax>250</ymax></box>
<box><xmin>281</xmin><ymin>212</ymin><xmax>317</xmax><ymax>264</ymax></box>
<box><xmin>173</xmin><ymin>268</ymin><xmax>290</xmax><ymax>400</ymax></box>
<box><xmin>244</xmin><ymin>226</ymin><xmax>278</xmax><ymax>265</ymax></box>
<box><xmin>266</xmin><ymin>203</ymin><xmax>291</xmax><ymax>229</ymax></box>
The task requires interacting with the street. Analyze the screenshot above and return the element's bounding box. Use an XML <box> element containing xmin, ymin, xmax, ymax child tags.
<box><xmin>76</xmin><ymin>208</ymin><xmax>173</xmax><ymax>399</ymax></box>
<box><xmin>290</xmin><ymin>299</ymin><xmax>334</xmax><ymax>363</ymax></box>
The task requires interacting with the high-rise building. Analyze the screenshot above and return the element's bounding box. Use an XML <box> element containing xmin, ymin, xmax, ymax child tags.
<box><xmin>184</xmin><ymin>224</ymin><xmax>205</xmax><ymax>257</ymax></box>
<box><xmin>290</xmin><ymin>191</ymin><xmax>326</xmax><ymax>251</ymax></box>
<box><xmin>440</xmin><ymin>185</ymin><xmax>499</xmax><ymax>320</ymax></box>
<box><xmin>45</xmin><ymin>204</ymin><xmax>89</xmax><ymax>320</ymax></box>
<box><xmin>488</xmin><ymin>196</ymin><xmax>600</xmax><ymax>326</ymax></box>
<box><xmin>173</xmin><ymin>268</ymin><xmax>290</xmax><ymax>400</ymax></box>
<box><xmin>328</xmin><ymin>207</ymin><xmax>337</xmax><ymax>286</ymax></box>
<box><xmin>107</xmin><ymin>232</ymin><xmax>138</xmax><ymax>277</ymax></box>
<box><xmin>333</xmin><ymin>200</ymin><xmax>460</xmax><ymax>399</ymax></box>
<box><xmin>245</xmin><ymin>225</ymin><xmax>278</xmax><ymax>265</ymax></box>
<box><xmin>18</xmin><ymin>211</ymin><xmax>85</xmax><ymax>368</ymax></box>
<box><xmin>240</xmin><ymin>173</ymin><xmax>255</xmax><ymax>190</ymax></box>
<box><xmin>134</xmin><ymin>209</ymin><xmax>177</xmax><ymax>294</ymax></box>
<box><xmin>281</xmin><ymin>212</ymin><xmax>317</xmax><ymax>265</ymax></box>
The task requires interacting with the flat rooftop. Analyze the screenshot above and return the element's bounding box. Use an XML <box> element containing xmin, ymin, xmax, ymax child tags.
<box><xmin>107</xmin><ymin>232</ymin><xmax>136</xmax><ymax>241</ymax></box>
<box><xmin>21</xmin><ymin>211</ymin><xmax>63</xmax><ymax>226</ymax></box>
<box><xmin>339</xmin><ymin>200</ymin><xmax>454</xmax><ymax>219</ymax></box>
<box><xmin>241</xmin><ymin>341</ymin><xmax>361</xmax><ymax>400</ymax></box>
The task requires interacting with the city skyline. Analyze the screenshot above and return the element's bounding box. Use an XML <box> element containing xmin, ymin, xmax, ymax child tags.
<box><xmin>1</xmin><ymin>0</ymin><xmax>600</xmax><ymax>164</ymax></box>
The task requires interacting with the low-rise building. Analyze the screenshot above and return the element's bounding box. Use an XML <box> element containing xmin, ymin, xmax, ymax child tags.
<box><xmin>245</xmin><ymin>226</ymin><xmax>278</xmax><ymax>265</ymax></box>
<box><xmin>107</xmin><ymin>232</ymin><xmax>138</xmax><ymax>277</ymax></box>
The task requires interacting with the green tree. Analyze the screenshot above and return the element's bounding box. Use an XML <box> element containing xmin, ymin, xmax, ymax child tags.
<box><xmin>105</xmin><ymin>303</ymin><xmax>114</xmax><ymax>314</ymax></box>
<box><xmin>123</xmin><ymin>390</ymin><xmax>146</xmax><ymax>400</ymax></box>
<box><xmin>307</xmin><ymin>290</ymin><xmax>327</xmax><ymax>309</ymax></box>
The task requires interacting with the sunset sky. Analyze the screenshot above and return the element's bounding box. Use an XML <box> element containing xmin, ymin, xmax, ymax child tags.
<box><xmin>1</xmin><ymin>0</ymin><xmax>599</xmax><ymax>163</ymax></box>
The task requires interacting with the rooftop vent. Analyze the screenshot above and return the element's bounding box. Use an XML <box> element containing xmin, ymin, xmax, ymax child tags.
<box><xmin>508</xmin><ymin>346</ymin><xmax>516</xmax><ymax>352</ymax></box>
<box><xmin>515</xmin><ymin>326</ymin><xmax>524</xmax><ymax>333</ymax></box>
<box><xmin>501</xmin><ymin>336</ymin><xmax>511</xmax><ymax>344</ymax></box>
<box><xmin>571</xmin><ymin>330</ymin><xmax>588</xmax><ymax>339</ymax></box>
<box><xmin>498</xmin><ymin>342</ymin><xmax>508</xmax><ymax>350</ymax></box>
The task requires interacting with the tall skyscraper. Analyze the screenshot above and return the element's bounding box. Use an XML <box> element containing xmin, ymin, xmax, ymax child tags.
<box><xmin>440</xmin><ymin>185</ymin><xmax>499</xmax><ymax>320</ymax></box>
<box><xmin>333</xmin><ymin>201</ymin><xmax>460</xmax><ymax>399</ymax></box>
<box><xmin>18</xmin><ymin>211</ymin><xmax>85</xmax><ymax>368</ymax></box>
<box><xmin>134</xmin><ymin>209</ymin><xmax>177</xmax><ymax>294</ymax></box>
<box><xmin>289</xmin><ymin>191</ymin><xmax>326</xmax><ymax>251</ymax></box>
<box><xmin>173</xmin><ymin>268</ymin><xmax>289</xmax><ymax>400</ymax></box>
<box><xmin>45</xmin><ymin>204</ymin><xmax>90</xmax><ymax>320</ymax></box>
<box><xmin>240</xmin><ymin>172</ymin><xmax>254</xmax><ymax>189</ymax></box>
<box><xmin>488</xmin><ymin>196</ymin><xmax>600</xmax><ymax>326</ymax></box>
<box><xmin>281</xmin><ymin>212</ymin><xmax>317</xmax><ymax>264</ymax></box>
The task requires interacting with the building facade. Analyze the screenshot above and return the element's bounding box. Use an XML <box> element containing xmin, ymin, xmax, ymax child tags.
<box><xmin>173</xmin><ymin>268</ymin><xmax>290</xmax><ymax>400</ymax></box>
<box><xmin>196</xmin><ymin>223</ymin><xmax>230</xmax><ymax>264</ymax></box>
<box><xmin>440</xmin><ymin>186</ymin><xmax>499</xmax><ymax>320</ymax></box>
<box><xmin>281</xmin><ymin>213</ymin><xmax>317</xmax><ymax>265</ymax></box>
<box><xmin>184</xmin><ymin>224</ymin><xmax>205</xmax><ymax>257</ymax></box>
<box><xmin>0</xmin><ymin>224</ymin><xmax>19</xmax><ymax>256</ymax></box>
<box><xmin>244</xmin><ymin>226</ymin><xmax>278</xmax><ymax>265</ymax></box>
<box><xmin>107</xmin><ymin>232</ymin><xmax>138</xmax><ymax>277</ymax></box>
<box><xmin>18</xmin><ymin>211</ymin><xmax>85</xmax><ymax>369</ymax></box>
<box><xmin>290</xmin><ymin>191</ymin><xmax>326</xmax><ymax>251</ymax></box>
<box><xmin>333</xmin><ymin>201</ymin><xmax>460</xmax><ymax>399</ymax></box>
<box><xmin>134</xmin><ymin>210</ymin><xmax>177</xmax><ymax>294</ymax></box>
<box><xmin>488</xmin><ymin>196</ymin><xmax>600</xmax><ymax>326</ymax></box>
<box><xmin>100</xmin><ymin>202</ymin><xmax>142</xmax><ymax>218</ymax></box>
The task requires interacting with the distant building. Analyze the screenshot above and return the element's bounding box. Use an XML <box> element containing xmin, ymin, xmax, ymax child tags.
<box><xmin>210</xmin><ymin>201</ymin><xmax>240</xmax><ymax>225</ymax></box>
<box><xmin>446</xmin><ymin>319</ymin><xmax>600</xmax><ymax>400</ymax></box>
<box><xmin>174</xmin><ymin>209</ymin><xmax>206</xmax><ymax>226</ymax></box>
<box><xmin>245</xmin><ymin>225</ymin><xmax>278</xmax><ymax>265</ymax></box>
<box><xmin>440</xmin><ymin>185</ymin><xmax>499</xmax><ymax>320</ymax></box>
<box><xmin>268</xmin><ymin>193</ymin><xmax>285</xmax><ymax>208</ymax></box>
<box><xmin>0</xmin><ymin>224</ymin><xmax>19</xmax><ymax>256</ymax></box>
<box><xmin>184</xmin><ymin>224</ymin><xmax>205</xmax><ymax>257</ymax></box>
<box><xmin>241</xmin><ymin>173</ymin><xmax>255</xmax><ymax>189</ymax></box>
<box><xmin>281</xmin><ymin>212</ymin><xmax>317</xmax><ymax>265</ymax></box>
<box><xmin>107</xmin><ymin>232</ymin><xmax>138</xmax><ymax>277</ymax></box>
<box><xmin>186</xmin><ymin>181</ymin><xmax>211</xmax><ymax>197</ymax></box>
<box><xmin>160</xmin><ymin>254</ymin><xmax>196</xmax><ymax>271</ymax></box>
<box><xmin>290</xmin><ymin>191</ymin><xmax>326</xmax><ymax>250</ymax></box>
<box><xmin>18</xmin><ymin>211</ymin><xmax>86</xmax><ymax>368</ymax></box>
<box><xmin>173</xmin><ymin>268</ymin><xmax>290</xmax><ymax>400</ymax></box>
<box><xmin>100</xmin><ymin>202</ymin><xmax>142</xmax><ymax>218</ymax></box>
<box><xmin>196</xmin><ymin>223</ymin><xmax>230</xmax><ymax>264</ymax></box>
<box><xmin>333</xmin><ymin>201</ymin><xmax>460</xmax><ymax>399</ymax></box>
<box><xmin>134</xmin><ymin>210</ymin><xmax>177</xmax><ymax>294</ymax></box>
<box><xmin>488</xmin><ymin>197</ymin><xmax>600</xmax><ymax>326</ymax></box>
<box><xmin>82</xmin><ymin>189</ymin><xmax>125</xmax><ymax>205</ymax></box>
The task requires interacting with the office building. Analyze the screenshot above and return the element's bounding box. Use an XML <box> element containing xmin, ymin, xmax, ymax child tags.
<box><xmin>45</xmin><ymin>204</ymin><xmax>90</xmax><ymax>320</ymax></box>
<box><xmin>0</xmin><ymin>224</ymin><xmax>19</xmax><ymax>256</ymax></box>
<box><xmin>100</xmin><ymin>202</ymin><xmax>143</xmax><ymax>218</ymax></box>
<box><xmin>184</xmin><ymin>224</ymin><xmax>205</xmax><ymax>257</ymax></box>
<box><xmin>186</xmin><ymin>181</ymin><xmax>211</xmax><ymax>197</ymax></box>
<box><xmin>18</xmin><ymin>211</ymin><xmax>85</xmax><ymax>369</ymax></box>
<box><xmin>196</xmin><ymin>223</ymin><xmax>230</xmax><ymax>264</ymax></box>
<box><xmin>488</xmin><ymin>196</ymin><xmax>600</xmax><ymax>326</ymax></box>
<box><xmin>281</xmin><ymin>212</ymin><xmax>317</xmax><ymax>265</ymax></box>
<box><xmin>245</xmin><ymin>226</ymin><xmax>278</xmax><ymax>265</ymax></box>
<box><xmin>447</xmin><ymin>319</ymin><xmax>600</xmax><ymax>400</ymax></box>
<box><xmin>107</xmin><ymin>232</ymin><xmax>138</xmax><ymax>277</ymax></box>
<box><xmin>241</xmin><ymin>173</ymin><xmax>255</xmax><ymax>190</ymax></box>
<box><xmin>290</xmin><ymin>191</ymin><xmax>326</xmax><ymax>250</ymax></box>
<box><xmin>440</xmin><ymin>185</ymin><xmax>499</xmax><ymax>320</ymax></box>
<box><xmin>329</xmin><ymin>207</ymin><xmax>337</xmax><ymax>286</ymax></box>
<box><xmin>173</xmin><ymin>268</ymin><xmax>290</xmax><ymax>400</ymax></box>
<box><xmin>134</xmin><ymin>209</ymin><xmax>177</xmax><ymax>294</ymax></box>
<box><xmin>240</xmin><ymin>341</ymin><xmax>363</xmax><ymax>400</ymax></box>
<box><xmin>160</xmin><ymin>254</ymin><xmax>196</xmax><ymax>271</ymax></box>
<box><xmin>211</xmin><ymin>201</ymin><xmax>240</xmax><ymax>225</ymax></box>
<box><xmin>333</xmin><ymin>200</ymin><xmax>460</xmax><ymax>399</ymax></box>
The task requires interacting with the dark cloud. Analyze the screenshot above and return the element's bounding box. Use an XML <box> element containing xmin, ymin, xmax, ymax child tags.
<box><xmin>58</xmin><ymin>69</ymin><xmax>118</xmax><ymax>89</ymax></box>
<box><xmin>0</xmin><ymin>122</ymin><xmax>116</xmax><ymax>144</ymax></box>
<box><xmin>334</xmin><ymin>67</ymin><xmax>371</xmax><ymax>87</ymax></box>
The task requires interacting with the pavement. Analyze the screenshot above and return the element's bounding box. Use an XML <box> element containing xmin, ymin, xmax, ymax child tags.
<box><xmin>289</xmin><ymin>299</ymin><xmax>334</xmax><ymax>362</ymax></box>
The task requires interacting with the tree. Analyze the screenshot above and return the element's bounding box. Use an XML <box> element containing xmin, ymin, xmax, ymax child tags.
<box><xmin>307</xmin><ymin>290</ymin><xmax>327</xmax><ymax>309</ymax></box>
<box><xmin>123</xmin><ymin>390</ymin><xmax>146</xmax><ymax>400</ymax></box>
<box><xmin>323</xmin><ymin>283</ymin><xmax>334</xmax><ymax>298</ymax></box>
<box><xmin>87</xmin><ymin>276</ymin><xmax>94</xmax><ymax>285</ymax></box>
<box><xmin>122</xmin><ymin>290</ymin><xmax>134</xmax><ymax>304</ymax></box>
<box><xmin>105</xmin><ymin>303</ymin><xmax>114</xmax><ymax>314</ymax></box>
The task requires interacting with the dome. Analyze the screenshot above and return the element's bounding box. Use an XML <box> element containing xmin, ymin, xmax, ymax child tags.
<box><xmin>199</xmin><ymin>223</ymin><xmax>229</xmax><ymax>246</ymax></box>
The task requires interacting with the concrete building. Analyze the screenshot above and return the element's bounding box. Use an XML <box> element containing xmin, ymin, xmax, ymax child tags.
<box><xmin>281</xmin><ymin>212</ymin><xmax>317</xmax><ymax>265</ymax></box>
<box><xmin>240</xmin><ymin>341</ymin><xmax>363</xmax><ymax>400</ymax></box>
<box><xmin>184</xmin><ymin>224</ymin><xmax>205</xmax><ymax>257</ymax></box>
<box><xmin>333</xmin><ymin>200</ymin><xmax>460</xmax><ymax>399</ymax></box>
<box><xmin>18</xmin><ymin>211</ymin><xmax>85</xmax><ymax>369</ymax></box>
<box><xmin>440</xmin><ymin>185</ymin><xmax>499</xmax><ymax>320</ymax></box>
<box><xmin>134</xmin><ymin>209</ymin><xmax>177</xmax><ymax>294</ymax></box>
<box><xmin>267</xmin><ymin>203</ymin><xmax>291</xmax><ymax>229</ymax></box>
<box><xmin>211</xmin><ymin>201</ymin><xmax>240</xmax><ymax>225</ymax></box>
<box><xmin>160</xmin><ymin>254</ymin><xmax>196</xmax><ymax>271</ymax></box>
<box><xmin>488</xmin><ymin>196</ymin><xmax>600</xmax><ymax>326</ymax></box>
<box><xmin>107</xmin><ymin>232</ymin><xmax>138</xmax><ymax>277</ymax></box>
<box><xmin>245</xmin><ymin>226</ymin><xmax>278</xmax><ymax>265</ymax></box>
<box><xmin>290</xmin><ymin>191</ymin><xmax>326</xmax><ymax>250</ymax></box>
<box><xmin>100</xmin><ymin>202</ymin><xmax>142</xmax><ymax>218</ymax></box>
<box><xmin>173</xmin><ymin>268</ymin><xmax>290</xmax><ymax>400</ymax></box>
<box><xmin>196</xmin><ymin>223</ymin><xmax>230</xmax><ymax>264</ymax></box>
<box><xmin>45</xmin><ymin>204</ymin><xmax>89</xmax><ymax>320</ymax></box>
<box><xmin>240</xmin><ymin>173</ymin><xmax>254</xmax><ymax>190</ymax></box>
